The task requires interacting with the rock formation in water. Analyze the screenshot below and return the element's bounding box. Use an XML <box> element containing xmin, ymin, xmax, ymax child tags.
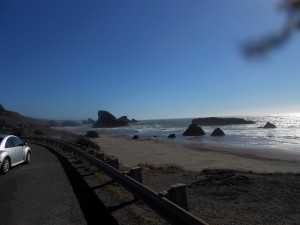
<box><xmin>183</xmin><ymin>124</ymin><xmax>206</xmax><ymax>136</ymax></box>
<box><xmin>93</xmin><ymin>110</ymin><xmax>132</xmax><ymax>128</ymax></box>
<box><xmin>211</xmin><ymin>128</ymin><xmax>225</xmax><ymax>136</ymax></box>
<box><xmin>192</xmin><ymin>117</ymin><xmax>255</xmax><ymax>126</ymax></box>
<box><xmin>258</xmin><ymin>122</ymin><xmax>277</xmax><ymax>129</ymax></box>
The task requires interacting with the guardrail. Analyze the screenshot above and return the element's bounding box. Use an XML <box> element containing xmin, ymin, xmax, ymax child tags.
<box><xmin>22</xmin><ymin>137</ymin><xmax>209</xmax><ymax>225</ymax></box>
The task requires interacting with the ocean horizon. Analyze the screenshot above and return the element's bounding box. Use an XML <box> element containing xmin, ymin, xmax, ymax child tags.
<box><xmin>56</xmin><ymin>114</ymin><xmax>300</xmax><ymax>153</ymax></box>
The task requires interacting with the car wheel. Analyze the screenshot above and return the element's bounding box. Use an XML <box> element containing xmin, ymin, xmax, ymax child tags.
<box><xmin>25</xmin><ymin>152</ymin><xmax>31</xmax><ymax>164</ymax></box>
<box><xmin>1</xmin><ymin>158</ymin><xmax>10</xmax><ymax>174</ymax></box>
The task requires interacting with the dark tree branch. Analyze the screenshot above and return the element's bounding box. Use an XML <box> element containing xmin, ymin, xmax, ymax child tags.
<box><xmin>242</xmin><ymin>0</ymin><xmax>300</xmax><ymax>57</ymax></box>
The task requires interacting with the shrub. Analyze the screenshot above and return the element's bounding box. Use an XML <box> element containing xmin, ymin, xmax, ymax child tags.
<box><xmin>86</xmin><ymin>130</ymin><xmax>99</xmax><ymax>138</ymax></box>
<box><xmin>76</xmin><ymin>136</ymin><xmax>100</xmax><ymax>150</ymax></box>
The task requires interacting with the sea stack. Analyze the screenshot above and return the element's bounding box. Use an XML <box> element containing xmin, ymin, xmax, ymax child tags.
<box><xmin>183</xmin><ymin>124</ymin><xmax>206</xmax><ymax>136</ymax></box>
<box><xmin>263</xmin><ymin>122</ymin><xmax>277</xmax><ymax>128</ymax></box>
<box><xmin>211</xmin><ymin>128</ymin><xmax>225</xmax><ymax>136</ymax></box>
<box><xmin>93</xmin><ymin>110</ymin><xmax>128</xmax><ymax>128</ymax></box>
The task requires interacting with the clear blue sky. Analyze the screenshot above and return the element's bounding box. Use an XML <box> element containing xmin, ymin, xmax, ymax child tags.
<box><xmin>1</xmin><ymin>0</ymin><xmax>299</xmax><ymax>120</ymax></box>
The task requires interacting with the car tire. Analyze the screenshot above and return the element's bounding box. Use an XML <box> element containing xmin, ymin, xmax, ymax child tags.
<box><xmin>25</xmin><ymin>151</ymin><xmax>31</xmax><ymax>164</ymax></box>
<box><xmin>1</xmin><ymin>158</ymin><xmax>10</xmax><ymax>174</ymax></box>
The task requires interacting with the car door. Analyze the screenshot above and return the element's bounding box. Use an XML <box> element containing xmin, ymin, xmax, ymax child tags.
<box><xmin>11</xmin><ymin>137</ymin><xmax>25</xmax><ymax>163</ymax></box>
<box><xmin>5</xmin><ymin>137</ymin><xmax>18</xmax><ymax>165</ymax></box>
<box><xmin>5</xmin><ymin>137</ymin><xmax>23</xmax><ymax>165</ymax></box>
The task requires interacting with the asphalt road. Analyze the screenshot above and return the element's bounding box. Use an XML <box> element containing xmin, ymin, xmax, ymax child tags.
<box><xmin>0</xmin><ymin>144</ymin><xmax>118</xmax><ymax>225</ymax></box>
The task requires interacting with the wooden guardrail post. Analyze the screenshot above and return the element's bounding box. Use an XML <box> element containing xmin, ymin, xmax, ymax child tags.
<box><xmin>160</xmin><ymin>183</ymin><xmax>189</xmax><ymax>211</ymax></box>
<box><xmin>124</xmin><ymin>167</ymin><xmax>142</xmax><ymax>183</ymax></box>
<box><xmin>105</xmin><ymin>158</ymin><xmax>119</xmax><ymax>170</ymax></box>
<box><xmin>124</xmin><ymin>166</ymin><xmax>143</xmax><ymax>201</ymax></box>
<box><xmin>95</xmin><ymin>152</ymin><xmax>104</xmax><ymax>161</ymax></box>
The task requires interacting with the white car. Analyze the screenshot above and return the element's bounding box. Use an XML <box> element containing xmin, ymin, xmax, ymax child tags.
<box><xmin>0</xmin><ymin>134</ymin><xmax>31</xmax><ymax>174</ymax></box>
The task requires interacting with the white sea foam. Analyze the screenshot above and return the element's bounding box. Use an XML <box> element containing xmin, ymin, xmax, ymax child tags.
<box><xmin>62</xmin><ymin>114</ymin><xmax>300</xmax><ymax>153</ymax></box>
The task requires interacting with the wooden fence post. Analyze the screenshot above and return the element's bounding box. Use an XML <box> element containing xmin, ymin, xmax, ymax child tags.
<box><xmin>106</xmin><ymin>158</ymin><xmax>119</xmax><ymax>170</ymax></box>
<box><xmin>160</xmin><ymin>183</ymin><xmax>189</xmax><ymax>211</ymax></box>
<box><xmin>95</xmin><ymin>152</ymin><xmax>104</xmax><ymax>161</ymax></box>
<box><xmin>124</xmin><ymin>167</ymin><xmax>143</xmax><ymax>183</ymax></box>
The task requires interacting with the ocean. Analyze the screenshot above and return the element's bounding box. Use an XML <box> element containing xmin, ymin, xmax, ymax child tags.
<box><xmin>62</xmin><ymin>114</ymin><xmax>300</xmax><ymax>153</ymax></box>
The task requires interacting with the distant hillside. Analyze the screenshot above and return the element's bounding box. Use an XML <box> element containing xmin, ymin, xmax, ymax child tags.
<box><xmin>0</xmin><ymin>104</ymin><xmax>57</xmax><ymax>137</ymax></box>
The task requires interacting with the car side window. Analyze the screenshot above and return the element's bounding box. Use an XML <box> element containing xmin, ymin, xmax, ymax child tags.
<box><xmin>5</xmin><ymin>138</ymin><xmax>14</xmax><ymax>148</ymax></box>
<box><xmin>12</xmin><ymin>137</ymin><xmax>23</xmax><ymax>147</ymax></box>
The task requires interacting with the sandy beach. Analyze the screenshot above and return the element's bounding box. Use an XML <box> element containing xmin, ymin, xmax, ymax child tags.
<box><xmin>66</xmin><ymin>129</ymin><xmax>300</xmax><ymax>173</ymax></box>
<box><xmin>58</xmin><ymin>129</ymin><xmax>300</xmax><ymax>225</ymax></box>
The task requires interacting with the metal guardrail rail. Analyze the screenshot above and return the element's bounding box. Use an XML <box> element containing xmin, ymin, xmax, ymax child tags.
<box><xmin>22</xmin><ymin>137</ymin><xmax>209</xmax><ymax>225</ymax></box>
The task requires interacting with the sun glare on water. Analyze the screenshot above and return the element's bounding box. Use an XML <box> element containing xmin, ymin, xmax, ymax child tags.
<box><xmin>288</xmin><ymin>113</ymin><xmax>300</xmax><ymax>117</ymax></box>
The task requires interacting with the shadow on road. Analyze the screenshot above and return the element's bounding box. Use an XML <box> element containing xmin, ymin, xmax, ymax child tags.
<box><xmin>41</xmin><ymin>145</ymin><xmax>119</xmax><ymax>225</ymax></box>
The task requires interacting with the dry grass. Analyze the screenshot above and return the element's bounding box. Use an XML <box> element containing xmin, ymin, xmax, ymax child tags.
<box><xmin>137</xmin><ymin>163</ymin><xmax>182</xmax><ymax>173</ymax></box>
